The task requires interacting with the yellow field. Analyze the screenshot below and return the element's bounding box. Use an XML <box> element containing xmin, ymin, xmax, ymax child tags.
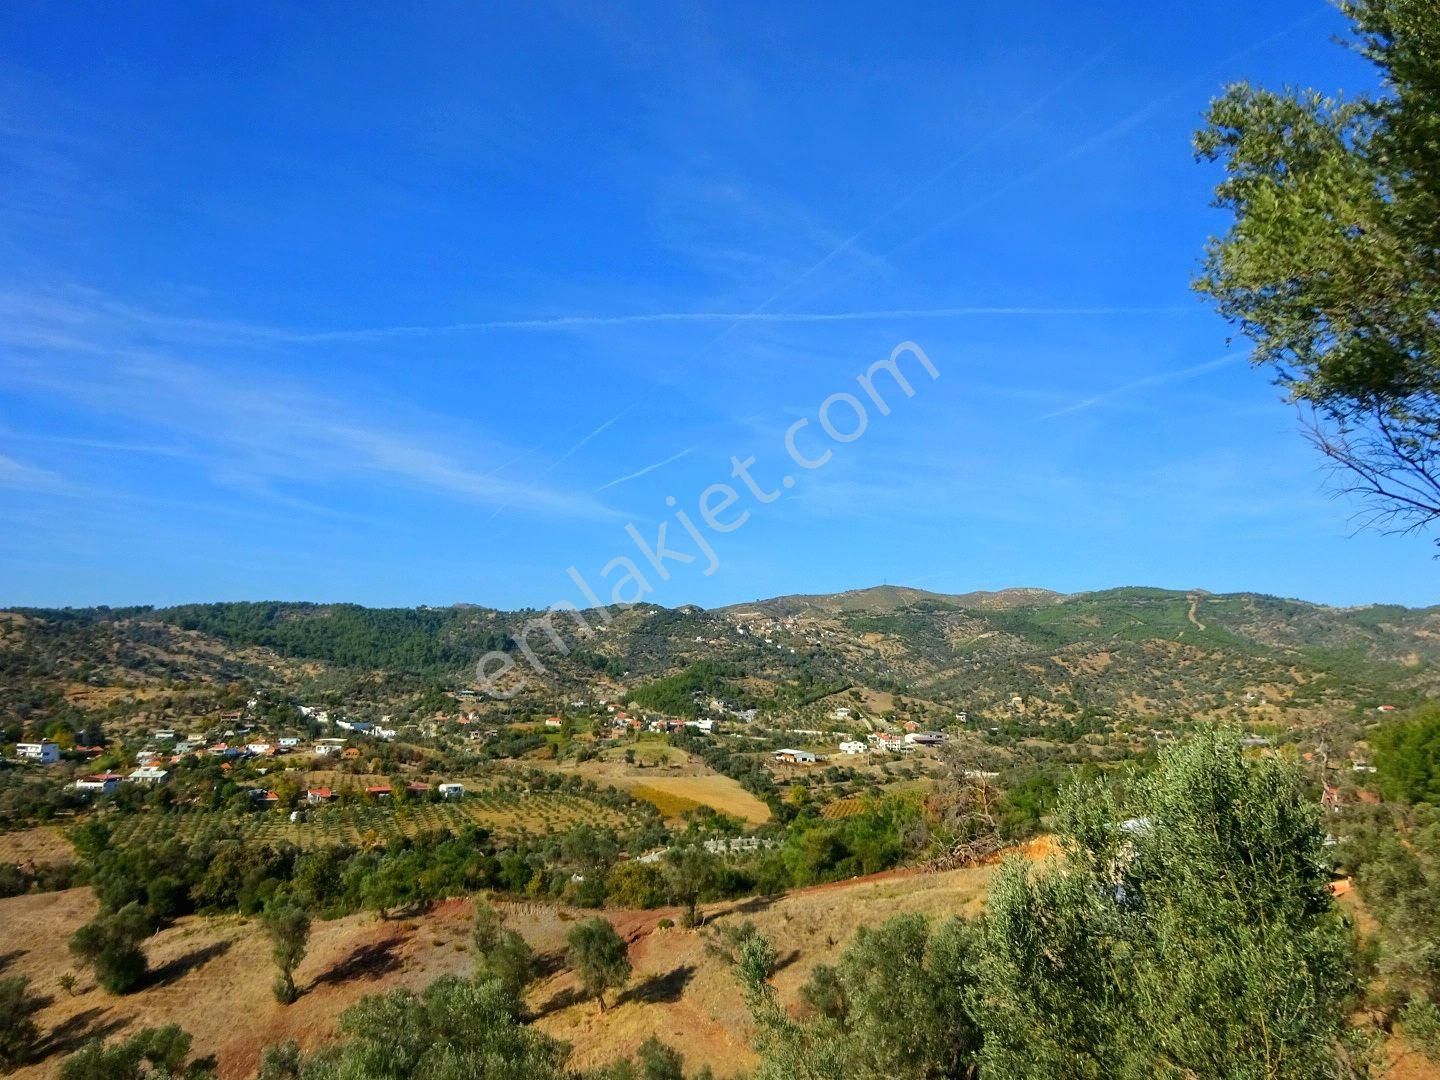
<box><xmin>820</xmin><ymin>797</ymin><xmax>866</xmax><ymax>819</ymax></box>
<box><xmin>628</xmin><ymin>785</ymin><xmax>704</xmax><ymax>818</ymax></box>
<box><xmin>616</xmin><ymin>774</ymin><xmax>770</xmax><ymax>824</ymax></box>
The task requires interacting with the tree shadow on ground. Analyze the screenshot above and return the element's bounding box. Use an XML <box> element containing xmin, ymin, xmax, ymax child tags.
<box><xmin>145</xmin><ymin>939</ymin><xmax>233</xmax><ymax>989</ymax></box>
<box><xmin>533</xmin><ymin>985</ymin><xmax>587</xmax><ymax>1018</ymax></box>
<box><xmin>32</xmin><ymin>1007</ymin><xmax>129</xmax><ymax>1064</ymax></box>
<box><xmin>723</xmin><ymin>894</ymin><xmax>784</xmax><ymax>917</ymax></box>
<box><xmin>0</xmin><ymin>948</ymin><xmax>24</xmax><ymax>973</ymax></box>
<box><xmin>617</xmin><ymin>963</ymin><xmax>696</xmax><ymax>1006</ymax></box>
<box><xmin>313</xmin><ymin>936</ymin><xmax>405</xmax><ymax>988</ymax></box>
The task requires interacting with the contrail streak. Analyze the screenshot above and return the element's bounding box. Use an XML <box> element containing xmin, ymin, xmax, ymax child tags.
<box><xmin>292</xmin><ymin>304</ymin><xmax>1185</xmax><ymax>342</ymax></box>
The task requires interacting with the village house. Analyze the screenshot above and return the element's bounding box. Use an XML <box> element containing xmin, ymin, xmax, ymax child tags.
<box><xmin>904</xmin><ymin>731</ymin><xmax>945</xmax><ymax>747</ymax></box>
<box><xmin>773</xmin><ymin>748</ymin><xmax>818</xmax><ymax>765</ymax></box>
<box><xmin>438</xmin><ymin>782</ymin><xmax>465</xmax><ymax>799</ymax></box>
<box><xmin>305</xmin><ymin>787</ymin><xmax>334</xmax><ymax>805</ymax></box>
<box><xmin>16</xmin><ymin>741</ymin><xmax>60</xmax><ymax>765</ymax></box>
<box><xmin>128</xmin><ymin>765</ymin><xmax>170</xmax><ymax>785</ymax></box>
<box><xmin>838</xmin><ymin>740</ymin><xmax>868</xmax><ymax>755</ymax></box>
<box><xmin>74</xmin><ymin>773</ymin><xmax>123</xmax><ymax>796</ymax></box>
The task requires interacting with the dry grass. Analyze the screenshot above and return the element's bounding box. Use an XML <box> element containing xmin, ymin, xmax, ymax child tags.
<box><xmin>616</xmin><ymin>775</ymin><xmax>769</xmax><ymax>824</ymax></box>
<box><xmin>0</xmin><ymin>861</ymin><xmax>998</xmax><ymax>1080</ymax></box>
<box><xmin>628</xmin><ymin>785</ymin><xmax>704</xmax><ymax>818</ymax></box>
<box><xmin>0</xmin><ymin>826</ymin><xmax>75</xmax><ymax>865</ymax></box>
<box><xmin>535</xmin><ymin>758</ymin><xmax>772</xmax><ymax>825</ymax></box>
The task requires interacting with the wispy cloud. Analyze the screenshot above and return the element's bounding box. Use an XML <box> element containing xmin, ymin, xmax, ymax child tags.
<box><xmin>595</xmin><ymin>444</ymin><xmax>698</xmax><ymax>492</ymax></box>
<box><xmin>0</xmin><ymin>288</ymin><xmax>617</xmax><ymax>521</ymax></box>
<box><xmin>0</xmin><ymin>454</ymin><xmax>65</xmax><ymax>492</ymax></box>
<box><xmin>1033</xmin><ymin>354</ymin><xmax>1247</xmax><ymax>421</ymax></box>
<box><xmin>283</xmin><ymin>304</ymin><xmax>1186</xmax><ymax>343</ymax></box>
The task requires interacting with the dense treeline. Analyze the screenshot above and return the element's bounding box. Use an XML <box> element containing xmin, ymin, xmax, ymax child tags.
<box><xmin>156</xmin><ymin>602</ymin><xmax>510</xmax><ymax>673</ymax></box>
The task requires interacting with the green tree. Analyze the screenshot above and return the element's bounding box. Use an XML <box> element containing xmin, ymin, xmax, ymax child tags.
<box><xmin>1373</xmin><ymin>704</ymin><xmax>1440</xmax><ymax>805</ymax></box>
<box><xmin>0</xmin><ymin>975</ymin><xmax>44</xmax><ymax>1073</ymax></box>
<box><xmin>593</xmin><ymin>1036</ymin><xmax>690</xmax><ymax>1080</ymax></box>
<box><xmin>1195</xmin><ymin>0</ymin><xmax>1440</xmax><ymax>535</ymax></box>
<box><xmin>256</xmin><ymin>976</ymin><xmax>570</xmax><ymax>1079</ymax></box>
<box><xmin>973</xmin><ymin>730</ymin><xmax>1361</xmax><ymax>1079</ymax></box>
<box><xmin>59</xmin><ymin>1025</ymin><xmax>214</xmax><ymax>1080</ymax></box>
<box><xmin>566</xmin><ymin>917</ymin><xmax>631</xmax><ymax>1013</ymax></box>
<box><xmin>606</xmin><ymin>860</ymin><xmax>666</xmax><ymax>908</ymax></box>
<box><xmin>664</xmin><ymin>846</ymin><xmax>721</xmax><ymax>928</ymax></box>
<box><xmin>68</xmin><ymin>902</ymin><xmax>150</xmax><ymax>995</ymax></box>
<box><xmin>471</xmin><ymin>896</ymin><xmax>536</xmax><ymax>1006</ymax></box>
<box><xmin>736</xmin><ymin>915</ymin><xmax>981</xmax><ymax>1080</ymax></box>
<box><xmin>263</xmin><ymin>900</ymin><xmax>311</xmax><ymax>1005</ymax></box>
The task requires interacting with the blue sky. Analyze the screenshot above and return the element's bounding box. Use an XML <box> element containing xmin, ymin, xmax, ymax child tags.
<box><xmin>0</xmin><ymin>0</ymin><xmax>1429</xmax><ymax>611</ymax></box>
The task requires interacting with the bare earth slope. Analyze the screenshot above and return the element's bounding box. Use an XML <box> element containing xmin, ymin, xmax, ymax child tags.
<box><xmin>2</xmin><ymin>861</ymin><xmax>1002</xmax><ymax>1080</ymax></box>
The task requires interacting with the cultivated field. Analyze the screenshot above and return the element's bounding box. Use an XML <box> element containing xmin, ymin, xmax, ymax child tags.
<box><xmin>96</xmin><ymin>790</ymin><xmax>647</xmax><ymax>851</ymax></box>
<box><xmin>534</xmin><ymin>757</ymin><xmax>772</xmax><ymax>825</ymax></box>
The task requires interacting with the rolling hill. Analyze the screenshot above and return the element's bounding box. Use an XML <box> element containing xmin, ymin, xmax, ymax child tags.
<box><xmin>2</xmin><ymin>586</ymin><xmax>1438</xmax><ymax>738</ymax></box>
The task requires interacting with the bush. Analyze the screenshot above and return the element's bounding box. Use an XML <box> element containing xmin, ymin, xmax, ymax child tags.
<box><xmin>0</xmin><ymin>975</ymin><xmax>44</xmax><ymax>1072</ymax></box>
<box><xmin>68</xmin><ymin>902</ymin><xmax>149</xmax><ymax>995</ymax></box>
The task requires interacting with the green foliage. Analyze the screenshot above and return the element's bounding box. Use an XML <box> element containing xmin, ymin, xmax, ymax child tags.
<box><xmin>663</xmin><ymin>845</ymin><xmax>722</xmax><ymax>927</ymax></box>
<box><xmin>566</xmin><ymin>917</ymin><xmax>631</xmax><ymax>1013</ymax></box>
<box><xmin>253</xmin><ymin>976</ymin><xmax>571</xmax><ymax>1079</ymax></box>
<box><xmin>157</xmin><ymin>602</ymin><xmax>509</xmax><ymax>673</ymax></box>
<box><xmin>1336</xmin><ymin>802</ymin><xmax>1440</xmax><ymax>1058</ymax></box>
<box><xmin>589</xmin><ymin>1037</ymin><xmax>689</xmax><ymax>1080</ymax></box>
<box><xmin>263</xmin><ymin>900</ymin><xmax>311</xmax><ymax>1005</ymax></box>
<box><xmin>1195</xmin><ymin>0</ymin><xmax>1440</xmax><ymax>532</ymax></box>
<box><xmin>68</xmin><ymin>901</ymin><xmax>150</xmax><ymax>994</ymax></box>
<box><xmin>737</xmin><ymin>913</ymin><xmax>981</xmax><ymax>1080</ymax></box>
<box><xmin>627</xmin><ymin>662</ymin><xmax>748</xmax><ymax>717</ymax></box>
<box><xmin>470</xmin><ymin>897</ymin><xmax>536</xmax><ymax>1006</ymax></box>
<box><xmin>605</xmin><ymin>860</ymin><xmax>667</xmax><ymax>908</ymax></box>
<box><xmin>1373</xmin><ymin>704</ymin><xmax>1440</xmax><ymax>805</ymax></box>
<box><xmin>59</xmin><ymin>1025</ymin><xmax>214</xmax><ymax>1080</ymax></box>
<box><xmin>0</xmin><ymin>974</ymin><xmax>44</xmax><ymax>1072</ymax></box>
<box><xmin>974</xmin><ymin>730</ymin><xmax>1360</xmax><ymax>1079</ymax></box>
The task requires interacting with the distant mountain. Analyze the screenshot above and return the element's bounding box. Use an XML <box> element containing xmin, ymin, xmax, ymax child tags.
<box><xmin>2</xmin><ymin>587</ymin><xmax>1438</xmax><ymax>736</ymax></box>
<box><xmin>721</xmin><ymin>584</ymin><xmax>1065</xmax><ymax>616</ymax></box>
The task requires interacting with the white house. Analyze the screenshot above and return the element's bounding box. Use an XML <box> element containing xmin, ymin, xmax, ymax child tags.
<box><xmin>312</xmin><ymin>739</ymin><xmax>346</xmax><ymax>757</ymax></box>
<box><xmin>16</xmin><ymin>741</ymin><xmax>60</xmax><ymax>765</ymax></box>
<box><xmin>438</xmin><ymin>783</ymin><xmax>465</xmax><ymax>799</ymax></box>
<box><xmin>838</xmin><ymin>740</ymin><xmax>868</xmax><ymax>755</ymax></box>
<box><xmin>128</xmin><ymin>766</ymin><xmax>170</xmax><ymax>784</ymax></box>
<box><xmin>684</xmin><ymin>719</ymin><xmax>715</xmax><ymax>734</ymax></box>
<box><xmin>278</xmin><ymin>737</ymin><xmax>301</xmax><ymax>748</ymax></box>
<box><xmin>74</xmin><ymin>773</ymin><xmax>123</xmax><ymax>795</ymax></box>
